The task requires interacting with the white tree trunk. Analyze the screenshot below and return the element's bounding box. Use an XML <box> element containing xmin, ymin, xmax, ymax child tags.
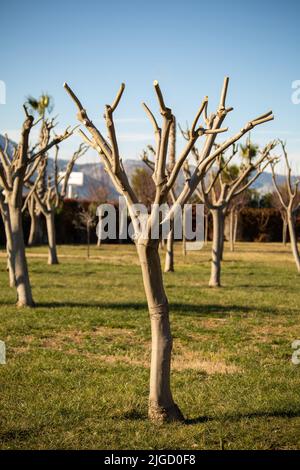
<box><xmin>137</xmin><ymin>242</ymin><xmax>184</xmax><ymax>422</ymax></box>
<box><xmin>204</xmin><ymin>213</ymin><xmax>209</xmax><ymax>245</ymax></box>
<box><xmin>9</xmin><ymin>206</ymin><xmax>34</xmax><ymax>306</ymax></box>
<box><xmin>1</xmin><ymin>207</ymin><xmax>15</xmax><ymax>287</ymax></box>
<box><xmin>282</xmin><ymin>217</ymin><xmax>288</xmax><ymax>246</ymax></box>
<box><xmin>233</xmin><ymin>210</ymin><xmax>238</xmax><ymax>244</ymax></box>
<box><xmin>46</xmin><ymin>211</ymin><xmax>59</xmax><ymax>265</ymax></box>
<box><xmin>229</xmin><ymin>210</ymin><xmax>234</xmax><ymax>252</ymax></box>
<box><xmin>182</xmin><ymin>209</ymin><xmax>186</xmax><ymax>256</ymax></box>
<box><xmin>219</xmin><ymin>210</ymin><xmax>225</xmax><ymax>261</ymax></box>
<box><xmin>287</xmin><ymin>211</ymin><xmax>300</xmax><ymax>272</ymax></box>
<box><xmin>164</xmin><ymin>228</ymin><xmax>174</xmax><ymax>273</ymax></box>
<box><xmin>28</xmin><ymin>197</ymin><xmax>44</xmax><ymax>246</ymax></box>
<box><xmin>209</xmin><ymin>208</ymin><xmax>224</xmax><ymax>287</ymax></box>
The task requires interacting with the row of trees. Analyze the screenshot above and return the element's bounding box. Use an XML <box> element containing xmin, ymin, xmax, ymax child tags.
<box><xmin>2</xmin><ymin>78</ymin><xmax>298</xmax><ymax>422</ymax></box>
<box><xmin>136</xmin><ymin>135</ymin><xmax>300</xmax><ymax>283</ymax></box>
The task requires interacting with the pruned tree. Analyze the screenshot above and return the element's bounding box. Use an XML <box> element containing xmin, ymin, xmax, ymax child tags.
<box><xmin>27</xmin><ymin>143</ymin><xmax>88</xmax><ymax>264</ymax></box>
<box><xmin>0</xmin><ymin>108</ymin><xmax>74</xmax><ymax>306</ymax></box>
<box><xmin>270</xmin><ymin>140</ymin><xmax>300</xmax><ymax>272</ymax></box>
<box><xmin>183</xmin><ymin>141</ymin><xmax>275</xmax><ymax>286</ymax></box>
<box><xmin>64</xmin><ymin>77</ymin><xmax>273</xmax><ymax>422</ymax></box>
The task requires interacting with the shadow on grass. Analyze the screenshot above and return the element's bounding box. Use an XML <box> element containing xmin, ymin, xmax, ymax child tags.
<box><xmin>185</xmin><ymin>409</ymin><xmax>300</xmax><ymax>425</ymax></box>
<box><xmin>25</xmin><ymin>301</ymin><xmax>277</xmax><ymax>318</ymax></box>
<box><xmin>0</xmin><ymin>426</ymin><xmax>45</xmax><ymax>442</ymax></box>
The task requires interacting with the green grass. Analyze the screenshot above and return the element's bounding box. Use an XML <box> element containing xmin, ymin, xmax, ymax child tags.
<box><xmin>0</xmin><ymin>242</ymin><xmax>300</xmax><ymax>449</ymax></box>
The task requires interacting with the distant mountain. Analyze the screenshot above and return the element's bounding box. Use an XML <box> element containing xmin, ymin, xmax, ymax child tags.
<box><xmin>64</xmin><ymin>159</ymin><xmax>294</xmax><ymax>199</ymax></box>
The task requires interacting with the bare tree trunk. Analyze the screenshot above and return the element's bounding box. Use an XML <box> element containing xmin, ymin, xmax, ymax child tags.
<box><xmin>282</xmin><ymin>217</ymin><xmax>288</xmax><ymax>246</ymax></box>
<box><xmin>204</xmin><ymin>213</ymin><xmax>208</xmax><ymax>245</ymax></box>
<box><xmin>46</xmin><ymin>211</ymin><xmax>59</xmax><ymax>265</ymax></box>
<box><xmin>28</xmin><ymin>213</ymin><xmax>43</xmax><ymax>246</ymax></box>
<box><xmin>86</xmin><ymin>225</ymin><xmax>90</xmax><ymax>259</ymax></box>
<box><xmin>9</xmin><ymin>206</ymin><xmax>34</xmax><ymax>306</ymax></box>
<box><xmin>229</xmin><ymin>210</ymin><xmax>234</xmax><ymax>252</ymax></box>
<box><xmin>1</xmin><ymin>208</ymin><xmax>15</xmax><ymax>287</ymax></box>
<box><xmin>209</xmin><ymin>208</ymin><xmax>224</xmax><ymax>287</ymax></box>
<box><xmin>137</xmin><ymin>242</ymin><xmax>184</xmax><ymax>422</ymax></box>
<box><xmin>182</xmin><ymin>209</ymin><xmax>186</xmax><ymax>256</ymax></box>
<box><xmin>287</xmin><ymin>211</ymin><xmax>300</xmax><ymax>272</ymax></box>
<box><xmin>233</xmin><ymin>210</ymin><xmax>238</xmax><ymax>244</ymax></box>
<box><xmin>164</xmin><ymin>227</ymin><xmax>174</xmax><ymax>272</ymax></box>
<box><xmin>28</xmin><ymin>198</ymin><xmax>43</xmax><ymax>246</ymax></box>
<box><xmin>219</xmin><ymin>211</ymin><xmax>225</xmax><ymax>261</ymax></box>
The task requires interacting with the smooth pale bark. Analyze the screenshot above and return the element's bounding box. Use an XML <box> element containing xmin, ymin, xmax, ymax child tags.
<box><xmin>209</xmin><ymin>208</ymin><xmax>224</xmax><ymax>287</ymax></box>
<box><xmin>282</xmin><ymin>217</ymin><xmax>288</xmax><ymax>246</ymax></box>
<box><xmin>204</xmin><ymin>213</ymin><xmax>209</xmax><ymax>245</ymax></box>
<box><xmin>287</xmin><ymin>211</ymin><xmax>300</xmax><ymax>272</ymax></box>
<box><xmin>137</xmin><ymin>242</ymin><xmax>184</xmax><ymax>422</ymax></box>
<box><xmin>9</xmin><ymin>206</ymin><xmax>34</xmax><ymax>306</ymax></box>
<box><xmin>182</xmin><ymin>209</ymin><xmax>186</xmax><ymax>256</ymax></box>
<box><xmin>28</xmin><ymin>212</ymin><xmax>43</xmax><ymax>246</ymax></box>
<box><xmin>164</xmin><ymin>228</ymin><xmax>174</xmax><ymax>272</ymax></box>
<box><xmin>219</xmin><ymin>211</ymin><xmax>225</xmax><ymax>261</ymax></box>
<box><xmin>233</xmin><ymin>211</ymin><xmax>238</xmax><ymax>244</ymax></box>
<box><xmin>46</xmin><ymin>211</ymin><xmax>59</xmax><ymax>265</ymax></box>
<box><xmin>1</xmin><ymin>206</ymin><xmax>15</xmax><ymax>287</ymax></box>
<box><xmin>87</xmin><ymin>225</ymin><xmax>90</xmax><ymax>259</ymax></box>
<box><xmin>28</xmin><ymin>198</ymin><xmax>43</xmax><ymax>246</ymax></box>
<box><xmin>229</xmin><ymin>210</ymin><xmax>235</xmax><ymax>252</ymax></box>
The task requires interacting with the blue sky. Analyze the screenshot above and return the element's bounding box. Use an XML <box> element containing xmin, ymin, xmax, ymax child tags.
<box><xmin>1</xmin><ymin>0</ymin><xmax>300</xmax><ymax>172</ymax></box>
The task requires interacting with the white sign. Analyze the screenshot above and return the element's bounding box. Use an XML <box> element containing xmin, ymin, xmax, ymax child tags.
<box><xmin>59</xmin><ymin>172</ymin><xmax>84</xmax><ymax>186</ymax></box>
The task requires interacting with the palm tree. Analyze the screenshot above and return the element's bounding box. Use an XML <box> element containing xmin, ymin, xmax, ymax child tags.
<box><xmin>240</xmin><ymin>133</ymin><xmax>259</xmax><ymax>165</ymax></box>
<box><xmin>25</xmin><ymin>93</ymin><xmax>54</xmax><ymax>117</ymax></box>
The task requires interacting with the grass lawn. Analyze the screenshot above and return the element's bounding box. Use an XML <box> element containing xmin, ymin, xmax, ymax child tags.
<box><xmin>0</xmin><ymin>242</ymin><xmax>300</xmax><ymax>450</ymax></box>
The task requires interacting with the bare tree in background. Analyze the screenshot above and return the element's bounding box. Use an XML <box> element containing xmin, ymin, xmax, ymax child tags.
<box><xmin>271</xmin><ymin>140</ymin><xmax>300</xmax><ymax>272</ymax></box>
<box><xmin>74</xmin><ymin>203</ymin><xmax>97</xmax><ymax>258</ymax></box>
<box><xmin>27</xmin><ymin>118</ymin><xmax>56</xmax><ymax>246</ymax></box>
<box><xmin>228</xmin><ymin>190</ymin><xmax>251</xmax><ymax>251</ymax></box>
<box><xmin>65</xmin><ymin>77</ymin><xmax>273</xmax><ymax>422</ymax></box>
<box><xmin>25</xmin><ymin>93</ymin><xmax>55</xmax><ymax>246</ymax></box>
<box><xmin>0</xmin><ymin>109</ymin><xmax>74</xmax><ymax>306</ymax></box>
<box><xmin>270</xmin><ymin>186</ymin><xmax>291</xmax><ymax>245</ymax></box>
<box><xmin>27</xmin><ymin>143</ymin><xmax>88</xmax><ymax>264</ymax></box>
<box><xmin>183</xmin><ymin>142</ymin><xmax>275</xmax><ymax>287</ymax></box>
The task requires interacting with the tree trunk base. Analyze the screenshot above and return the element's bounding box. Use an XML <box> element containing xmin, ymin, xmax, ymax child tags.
<box><xmin>164</xmin><ymin>266</ymin><xmax>174</xmax><ymax>273</ymax></box>
<box><xmin>48</xmin><ymin>258</ymin><xmax>59</xmax><ymax>265</ymax></box>
<box><xmin>208</xmin><ymin>280</ymin><xmax>221</xmax><ymax>288</ymax></box>
<box><xmin>16</xmin><ymin>299</ymin><xmax>35</xmax><ymax>308</ymax></box>
<box><xmin>148</xmin><ymin>401</ymin><xmax>184</xmax><ymax>423</ymax></box>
